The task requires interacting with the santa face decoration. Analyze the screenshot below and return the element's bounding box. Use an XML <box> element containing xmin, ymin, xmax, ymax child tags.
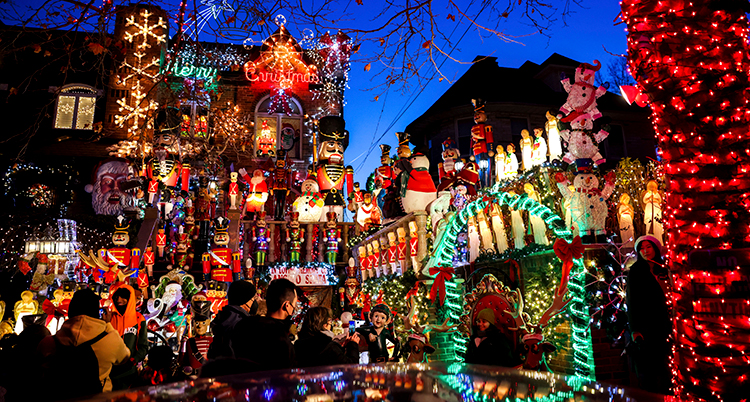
<box><xmin>89</xmin><ymin>160</ymin><xmax>134</xmax><ymax>216</ymax></box>
<box><xmin>320</xmin><ymin>140</ymin><xmax>344</xmax><ymax>164</ymax></box>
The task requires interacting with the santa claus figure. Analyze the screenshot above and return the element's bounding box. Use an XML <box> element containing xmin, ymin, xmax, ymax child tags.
<box><xmin>310</xmin><ymin>116</ymin><xmax>354</xmax><ymax>222</ymax></box>
<box><xmin>201</xmin><ymin>217</ymin><xmax>241</xmax><ymax>283</ymax></box>
<box><xmin>85</xmin><ymin>158</ymin><xmax>137</xmax><ymax>215</ymax></box>
<box><xmin>96</xmin><ymin>215</ymin><xmax>141</xmax><ymax>284</ymax></box>
<box><xmin>286</xmin><ymin>212</ymin><xmax>305</xmax><ymax>263</ymax></box>
<box><xmin>324</xmin><ymin>212</ymin><xmax>342</xmax><ymax>264</ymax></box>
<box><xmin>239</xmin><ymin>168</ymin><xmax>269</xmax><ymax>220</ymax></box>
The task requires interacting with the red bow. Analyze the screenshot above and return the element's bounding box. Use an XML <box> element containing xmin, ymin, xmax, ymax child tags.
<box><xmin>553</xmin><ymin>236</ymin><xmax>584</xmax><ymax>294</ymax></box>
<box><xmin>428</xmin><ymin>265</ymin><xmax>455</xmax><ymax>305</ymax></box>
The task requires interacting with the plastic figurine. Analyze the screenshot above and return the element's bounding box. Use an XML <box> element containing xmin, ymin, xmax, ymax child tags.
<box><xmin>405</xmin><ymin>333</ymin><xmax>435</xmax><ymax>363</ymax></box>
<box><xmin>365</xmin><ymin>243</ymin><xmax>374</xmax><ymax>279</ymax></box>
<box><xmin>195</xmin><ymin>176</ymin><xmax>218</xmax><ymax>240</ymax></box>
<box><xmin>251</xmin><ymin>211</ymin><xmax>271</xmax><ymax>266</ymax></box>
<box><xmin>357</xmin><ymin>303</ymin><xmax>400</xmax><ymax>363</ymax></box>
<box><xmin>184</xmin><ymin>205</ymin><xmax>198</xmax><ymax>240</ymax></box>
<box><xmin>270</xmin><ymin>150</ymin><xmax>291</xmax><ymax>221</ymax></box>
<box><xmin>401</xmin><ymin>148</ymin><xmax>437</xmax><ymax>213</ymax></box>
<box><xmin>143</xmin><ymin>247</ymin><xmax>155</xmax><ymax>291</ymax></box>
<box><xmin>358</xmin><ymin>247</ymin><xmax>369</xmax><ymax>281</ymax></box>
<box><xmin>374</xmin><ymin>144</ymin><xmax>395</xmax><ymax>199</ymax></box>
<box><xmin>286</xmin><ymin>212</ymin><xmax>305</xmax><ymax>263</ymax></box>
<box><xmin>348</xmin><ymin>182</ymin><xmax>365</xmax><ymax>214</ymax></box>
<box><xmin>618</xmin><ymin>193</ymin><xmax>635</xmax><ymax>248</ymax></box>
<box><xmin>228</xmin><ymin>171</ymin><xmax>240</xmax><ymax>210</ymax></box>
<box><xmin>179</xmin><ymin>300</ymin><xmax>213</xmax><ymax>375</ymax></box>
<box><xmin>202</xmin><ymin>217</ymin><xmax>242</xmax><ymax>283</ymax></box>
<box><xmin>356</xmin><ymin>192</ymin><xmax>381</xmax><ymax>231</ymax></box>
<box><xmin>489</xmin><ymin>204</ymin><xmax>509</xmax><ymax>254</ymax></box>
<box><xmin>642</xmin><ymin>180</ymin><xmax>663</xmax><ymax>245</ymax></box>
<box><xmin>470</xmin><ymin>98</ymin><xmax>494</xmax><ymax>160</ymax></box>
<box><xmin>98</xmin><ymin>215</ymin><xmax>141</xmax><ymax>284</ymax></box>
<box><xmin>494</xmin><ymin>145</ymin><xmax>506</xmax><ymax>183</ymax></box>
<box><xmin>311</xmin><ymin>116</ymin><xmax>354</xmax><ymax>222</ymax></box>
<box><xmin>555</xmin><ymin>161</ymin><xmax>616</xmax><ymax>241</ymax></box>
<box><xmin>324</xmin><ymin>212</ymin><xmax>342</xmax><ymax>265</ymax></box>
<box><xmin>384</xmin><ymin>132</ymin><xmax>411</xmax><ymax>219</ymax></box>
<box><xmin>505</xmin><ymin>144</ymin><xmax>519</xmax><ymax>179</ymax></box>
<box><xmin>520</xmin><ymin>129</ymin><xmax>533</xmax><ymax>171</ymax></box>
<box><xmin>475</xmin><ymin>209</ymin><xmax>496</xmax><ymax>253</ymax></box>
<box><xmin>239</xmin><ymin>168</ymin><xmax>269</xmax><ymax>219</ymax></box>
<box><xmin>396</xmin><ymin>227</ymin><xmax>408</xmax><ymax>273</ymax></box>
<box><xmin>174</xmin><ymin>228</ymin><xmax>194</xmax><ymax>271</ymax></box>
<box><xmin>508</xmin><ymin>192</ymin><xmax>526</xmax><ymax>249</ymax></box>
<box><xmin>14</xmin><ymin>291</ymin><xmax>38</xmax><ymax>334</ymax></box>
<box><xmin>156</xmin><ymin>228</ymin><xmax>167</xmax><ymax>258</ymax></box>
<box><xmin>467</xmin><ymin>216</ymin><xmax>481</xmax><ymax>262</ymax></box>
<box><xmin>438</xmin><ymin>138</ymin><xmax>461</xmax><ymax>192</ymax></box>
<box><xmin>371</xmin><ymin>240</ymin><xmax>382</xmax><ymax>277</ymax></box>
<box><xmin>545</xmin><ymin>111</ymin><xmax>563</xmax><ymax>162</ymax></box>
<box><xmin>341</xmin><ymin>259</ymin><xmax>362</xmax><ymax>310</ymax></box>
<box><xmin>293</xmin><ymin>175</ymin><xmax>325</xmax><ymax>222</ymax></box>
<box><xmin>143</xmin><ymin>108</ymin><xmax>191</xmax><ymax>207</ymax></box>
<box><xmin>206</xmin><ymin>281</ymin><xmax>229</xmax><ymax>316</ymax></box>
<box><xmin>524</xmin><ymin>183</ymin><xmax>549</xmax><ymax>246</ymax></box>
<box><xmin>409</xmin><ymin>221</ymin><xmax>419</xmax><ymax>274</ymax></box>
<box><xmin>256</xmin><ymin>120</ymin><xmax>276</xmax><ymax>157</ymax></box>
<box><xmin>531</xmin><ymin>128</ymin><xmax>547</xmax><ymax>168</ymax></box>
<box><xmin>379</xmin><ymin>238</ymin><xmax>390</xmax><ymax>275</ymax></box>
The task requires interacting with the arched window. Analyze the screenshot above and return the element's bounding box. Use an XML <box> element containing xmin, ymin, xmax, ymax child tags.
<box><xmin>254</xmin><ymin>95</ymin><xmax>303</xmax><ymax>159</ymax></box>
<box><xmin>54</xmin><ymin>84</ymin><xmax>99</xmax><ymax>130</ymax></box>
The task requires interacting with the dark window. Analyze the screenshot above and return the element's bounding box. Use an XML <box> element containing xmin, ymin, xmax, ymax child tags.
<box><xmin>510</xmin><ymin>118</ymin><xmax>529</xmax><ymax>148</ymax></box>
<box><xmin>603</xmin><ymin>124</ymin><xmax>626</xmax><ymax>160</ymax></box>
<box><xmin>457</xmin><ymin>118</ymin><xmax>474</xmax><ymax>157</ymax></box>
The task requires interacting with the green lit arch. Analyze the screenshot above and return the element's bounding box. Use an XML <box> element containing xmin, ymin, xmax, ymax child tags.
<box><xmin>429</xmin><ymin>191</ymin><xmax>595</xmax><ymax>380</ymax></box>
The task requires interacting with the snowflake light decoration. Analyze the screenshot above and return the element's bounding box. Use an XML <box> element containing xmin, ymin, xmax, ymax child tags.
<box><xmin>114</xmin><ymin>81</ymin><xmax>158</xmax><ymax>135</ymax></box>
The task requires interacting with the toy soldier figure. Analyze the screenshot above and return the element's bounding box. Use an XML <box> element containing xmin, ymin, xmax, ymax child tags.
<box><xmin>202</xmin><ymin>217</ymin><xmax>241</xmax><ymax>283</ymax></box>
<box><xmin>348</xmin><ymin>182</ymin><xmax>364</xmax><ymax>214</ymax></box>
<box><xmin>179</xmin><ymin>300</ymin><xmax>213</xmax><ymax>375</ymax></box>
<box><xmin>143</xmin><ymin>108</ymin><xmax>190</xmax><ymax>206</ymax></box>
<box><xmin>173</xmin><ymin>228</ymin><xmax>193</xmax><ymax>270</ymax></box>
<box><xmin>470</xmin><ymin>98</ymin><xmax>494</xmax><ymax>160</ymax></box>
<box><xmin>310</xmin><ymin>116</ymin><xmax>354</xmax><ymax>222</ymax></box>
<box><xmin>97</xmin><ymin>215</ymin><xmax>141</xmax><ymax>284</ymax></box>
<box><xmin>228</xmin><ymin>172</ymin><xmax>240</xmax><ymax>210</ymax></box>
<box><xmin>409</xmin><ymin>221</ymin><xmax>419</xmax><ymax>274</ymax></box>
<box><xmin>286</xmin><ymin>211</ymin><xmax>305</xmax><ymax>263</ymax></box>
<box><xmin>195</xmin><ymin>176</ymin><xmax>217</xmax><ymax>241</ymax></box>
<box><xmin>397</xmin><ymin>227</ymin><xmax>408</xmax><ymax>273</ymax></box>
<box><xmin>374</xmin><ymin>144</ymin><xmax>395</xmax><ymax>209</ymax></box>
<box><xmin>252</xmin><ymin>211</ymin><xmax>271</xmax><ymax>267</ymax></box>
<box><xmin>270</xmin><ymin>150</ymin><xmax>292</xmax><ymax>221</ymax></box>
<box><xmin>438</xmin><ymin>138</ymin><xmax>461</xmax><ymax>192</ymax></box>
<box><xmin>324</xmin><ymin>212</ymin><xmax>341</xmax><ymax>264</ymax></box>
<box><xmin>383</xmin><ymin>132</ymin><xmax>410</xmax><ymax>219</ymax></box>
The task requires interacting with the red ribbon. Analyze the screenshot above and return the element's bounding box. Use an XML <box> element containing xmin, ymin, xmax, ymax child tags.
<box><xmin>553</xmin><ymin>236</ymin><xmax>584</xmax><ymax>294</ymax></box>
<box><xmin>428</xmin><ymin>265</ymin><xmax>455</xmax><ymax>305</ymax></box>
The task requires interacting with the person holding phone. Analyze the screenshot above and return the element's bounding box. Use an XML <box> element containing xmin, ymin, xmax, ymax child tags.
<box><xmin>295</xmin><ymin>307</ymin><xmax>361</xmax><ymax>367</ymax></box>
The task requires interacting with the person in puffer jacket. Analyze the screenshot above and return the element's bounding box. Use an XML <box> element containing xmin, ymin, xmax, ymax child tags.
<box><xmin>207</xmin><ymin>280</ymin><xmax>256</xmax><ymax>359</ymax></box>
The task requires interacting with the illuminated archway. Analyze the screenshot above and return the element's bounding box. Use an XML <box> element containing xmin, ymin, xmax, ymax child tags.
<box><xmin>429</xmin><ymin>190</ymin><xmax>595</xmax><ymax>380</ymax></box>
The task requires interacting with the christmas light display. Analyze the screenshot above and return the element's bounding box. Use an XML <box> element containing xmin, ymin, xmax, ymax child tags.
<box><xmin>621</xmin><ymin>1</ymin><xmax>750</xmax><ymax>399</ymax></box>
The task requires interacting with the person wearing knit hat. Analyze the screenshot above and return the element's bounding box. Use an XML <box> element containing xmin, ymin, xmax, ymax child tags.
<box><xmin>207</xmin><ymin>280</ymin><xmax>256</xmax><ymax>359</ymax></box>
<box><xmin>626</xmin><ymin>235</ymin><xmax>671</xmax><ymax>394</ymax></box>
<box><xmin>358</xmin><ymin>303</ymin><xmax>400</xmax><ymax>363</ymax></box>
<box><xmin>465</xmin><ymin>307</ymin><xmax>519</xmax><ymax>367</ymax></box>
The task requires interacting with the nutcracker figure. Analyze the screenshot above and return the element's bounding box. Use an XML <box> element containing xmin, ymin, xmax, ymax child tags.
<box><xmin>184</xmin><ymin>205</ymin><xmax>198</xmax><ymax>240</ymax></box>
<box><xmin>174</xmin><ymin>228</ymin><xmax>194</xmax><ymax>270</ymax></box>
<box><xmin>384</xmin><ymin>133</ymin><xmax>410</xmax><ymax>219</ymax></box>
<box><xmin>239</xmin><ymin>168</ymin><xmax>269</xmax><ymax>219</ymax></box>
<box><xmin>396</xmin><ymin>227</ymin><xmax>408</xmax><ymax>274</ymax></box>
<box><xmin>201</xmin><ymin>217</ymin><xmax>242</xmax><ymax>283</ymax></box>
<box><xmin>438</xmin><ymin>138</ymin><xmax>461</xmax><ymax>192</ymax></box>
<box><xmin>470</xmin><ymin>98</ymin><xmax>494</xmax><ymax>160</ymax></box>
<box><xmin>341</xmin><ymin>258</ymin><xmax>362</xmax><ymax>312</ymax></box>
<box><xmin>374</xmin><ymin>144</ymin><xmax>395</xmax><ymax>209</ymax></box>
<box><xmin>195</xmin><ymin>176</ymin><xmax>218</xmax><ymax>241</ymax></box>
<box><xmin>323</xmin><ymin>212</ymin><xmax>341</xmax><ymax>264</ymax></box>
<box><xmin>179</xmin><ymin>299</ymin><xmax>213</xmax><ymax>375</ymax></box>
<box><xmin>143</xmin><ymin>108</ymin><xmax>190</xmax><ymax>206</ymax></box>
<box><xmin>311</xmin><ymin>116</ymin><xmax>354</xmax><ymax>222</ymax></box>
<box><xmin>285</xmin><ymin>213</ymin><xmax>305</xmax><ymax>263</ymax></box>
<box><xmin>252</xmin><ymin>211</ymin><xmax>271</xmax><ymax>266</ymax></box>
<box><xmin>358</xmin><ymin>246</ymin><xmax>369</xmax><ymax>281</ymax></box>
<box><xmin>143</xmin><ymin>246</ymin><xmax>155</xmax><ymax>284</ymax></box>
<box><xmin>379</xmin><ymin>238</ymin><xmax>390</xmax><ymax>275</ymax></box>
<box><xmin>270</xmin><ymin>150</ymin><xmax>291</xmax><ymax>221</ymax></box>
<box><xmin>206</xmin><ymin>281</ymin><xmax>229</xmax><ymax>316</ymax></box>
<box><xmin>371</xmin><ymin>240</ymin><xmax>382</xmax><ymax>277</ymax></box>
<box><xmin>97</xmin><ymin>215</ymin><xmax>141</xmax><ymax>284</ymax></box>
<box><xmin>409</xmin><ymin>221</ymin><xmax>420</xmax><ymax>274</ymax></box>
<box><xmin>387</xmin><ymin>232</ymin><xmax>399</xmax><ymax>275</ymax></box>
<box><xmin>156</xmin><ymin>228</ymin><xmax>167</xmax><ymax>258</ymax></box>
<box><xmin>228</xmin><ymin>171</ymin><xmax>240</xmax><ymax>210</ymax></box>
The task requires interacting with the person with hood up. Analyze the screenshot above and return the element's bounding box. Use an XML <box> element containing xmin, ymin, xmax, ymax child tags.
<box><xmin>464</xmin><ymin>308</ymin><xmax>519</xmax><ymax>367</ymax></box>
<box><xmin>207</xmin><ymin>280</ymin><xmax>256</xmax><ymax>359</ymax></box>
<box><xmin>37</xmin><ymin>289</ymin><xmax>130</xmax><ymax>399</ymax></box>
<box><xmin>107</xmin><ymin>283</ymin><xmax>148</xmax><ymax>390</ymax></box>
<box><xmin>626</xmin><ymin>235</ymin><xmax>671</xmax><ymax>395</ymax></box>
<box><xmin>295</xmin><ymin>306</ymin><xmax>361</xmax><ymax>367</ymax></box>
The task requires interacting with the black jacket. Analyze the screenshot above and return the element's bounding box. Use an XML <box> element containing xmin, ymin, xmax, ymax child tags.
<box><xmin>294</xmin><ymin>331</ymin><xmax>359</xmax><ymax>367</ymax></box>
<box><xmin>231</xmin><ymin>315</ymin><xmax>295</xmax><ymax>370</ymax></box>
<box><xmin>464</xmin><ymin>326</ymin><xmax>519</xmax><ymax>367</ymax></box>
<box><xmin>207</xmin><ymin>305</ymin><xmax>249</xmax><ymax>359</ymax></box>
<box><xmin>626</xmin><ymin>259</ymin><xmax>670</xmax><ymax>341</ymax></box>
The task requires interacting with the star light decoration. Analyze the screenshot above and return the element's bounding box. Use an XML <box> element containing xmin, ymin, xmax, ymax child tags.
<box><xmin>115</xmin><ymin>9</ymin><xmax>167</xmax><ymax>136</ymax></box>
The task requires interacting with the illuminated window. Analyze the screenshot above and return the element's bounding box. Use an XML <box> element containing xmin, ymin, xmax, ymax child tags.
<box><xmin>54</xmin><ymin>84</ymin><xmax>98</xmax><ymax>130</ymax></box>
<box><xmin>254</xmin><ymin>95</ymin><xmax>303</xmax><ymax>159</ymax></box>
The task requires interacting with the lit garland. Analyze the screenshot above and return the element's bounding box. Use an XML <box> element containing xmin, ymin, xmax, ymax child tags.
<box><xmin>621</xmin><ymin>1</ymin><xmax>750</xmax><ymax>399</ymax></box>
<box><xmin>429</xmin><ymin>190</ymin><xmax>594</xmax><ymax>379</ymax></box>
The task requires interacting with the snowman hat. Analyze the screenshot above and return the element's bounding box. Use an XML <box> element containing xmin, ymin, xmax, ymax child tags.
<box><xmin>573</xmin><ymin>158</ymin><xmax>594</xmax><ymax>175</ymax></box>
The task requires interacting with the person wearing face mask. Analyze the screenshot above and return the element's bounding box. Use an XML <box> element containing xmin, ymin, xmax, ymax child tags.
<box><xmin>207</xmin><ymin>280</ymin><xmax>256</xmax><ymax>359</ymax></box>
<box><xmin>107</xmin><ymin>284</ymin><xmax>148</xmax><ymax>390</ymax></box>
<box><xmin>295</xmin><ymin>307</ymin><xmax>361</xmax><ymax>367</ymax></box>
<box><xmin>231</xmin><ymin>279</ymin><xmax>298</xmax><ymax>371</ymax></box>
<box><xmin>626</xmin><ymin>235</ymin><xmax>671</xmax><ymax>395</ymax></box>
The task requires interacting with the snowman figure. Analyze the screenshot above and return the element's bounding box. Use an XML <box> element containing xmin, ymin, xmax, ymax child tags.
<box><xmin>559</xmin><ymin>112</ymin><xmax>609</xmax><ymax>165</ymax></box>
<box><xmin>401</xmin><ymin>149</ymin><xmax>437</xmax><ymax>213</ymax></box>
<box><xmin>555</xmin><ymin>160</ymin><xmax>615</xmax><ymax>241</ymax></box>
<box><xmin>293</xmin><ymin>176</ymin><xmax>325</xmax><ymax>222</ymax></box>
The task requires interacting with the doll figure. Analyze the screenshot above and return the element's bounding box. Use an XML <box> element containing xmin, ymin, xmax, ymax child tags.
<box><xmin>504</xmin><ymin>144</ymin><xmax>519</xmax><ymax>179</ymax></box>
<box><xmin>387</xmin><ymin>232</ymin><xmax>399</xmax><ymax>275</ymax></box>
<box><xmin>228</xmin><ymin>172</ymin><xmax>240</xmax><ymax>210</ymax></box>
<box><xmin>396</xmin><ymin>227</ymin><xmax>408</xmax><ymax>273</ymax></box>
<box><xmin>239</xmin><ymin>168</ymin><xmax>269</xmax><ymax>219</ymax></box>
<box><xmin>286</xmin><ymin>212</ymin><xmax>305</xmax><ymax>263</ymax></box>
<box><xmin>293</xmin><ymin>175</ymin><xmax>325</xmax><ymax>222</ymax></box>
<box><xmin>545</xmin><ymin>111</ymin><xmax>563</xmax><ymax>162</ymax></box>
<box><xmin>618</xmin><ymin>193</ymin><xmax>635</xmax><ymax>248</ymax></box>
<box><xmin>14</xmin><ymin>291</ymin><xmax>38</xmax><ymax>334</ymax></box>
<box><xmin>371</xmin><ymin>240</ymin><xmax>382</xmax><ymax>277</ymax></box>
<box><xmin>270</xmin><ymin>150</ymin><xmax>291</xmax><ymax>221</ymax></box>
<box><xmin>357</xmin><ymin>304</ymin><xmax>400</xmax><ymax>363</ymax></box>
<box><xmin>489</xmin><ymin>204</ymin><xmax>509</xmax><ymax>254</ymax></box>
<box><xmin>524</xmin><ymin>183</ymin><xmax>549</xmax><ymax>246</ymax></box>
<box><xmin>508</xmin><ymin>192</ymin><xmax>526</xmax><ymax>249</ymax></box>
<box><xmin>251</xmin><ymin>211</ymin><xmax>271</xmax><ymax>267</ymax></box>
<box><xmin>324</xmin><ymin>212</ymin><xmax>342</xmax><ymax>265</ymax></box>
<box><xmin>202</xmin><ymin>217</ymin><xmax>242</xmax><ymax>283</ymax></box>
<box><xmin>643</xmin><ymin>180</ymin><xmax>663</xmax><ymax>245</ymax></box>
<box><xmin>470</xmin><ymin>98</ymin><xmax>495</xmax><ymax>160</ymax></box>
<box><xmin>179</xmin><ymin>300</ymin><xmax>213</xmax><ymax>375</ymax></box>
<box><xmin>97</xmin><ymin>215</ymin><xmax>141</xmax><ymax>284</ymax></box>
<box><xmin>467</xmin><ymin>216</ymin><xmax>481</xmax><ymax>262</ymax></box>
<box><xmin>531</xmin><ymin>128</ymin><xmax>547</xmax><ymax>168</ymax></box>
<box><xmin>520</xmin><ymin>130</ymin><xmax>533</xmax><ymax>171</ymax></box>
<box><xmin>476</xmin><ymin>209</ymin><xmax>496</xmax><ymax>253</ymax></box>
<box><xmin>405</xmin><ymin>333</ymin><xmax>435</xmax><ymax>363</ymax></box>
<box><xmin>312</xmin><ymin>116</ymin><xmax>354</xmax><ymax>222</ymax></box>
<box><xmin>494</xmin><ymin>145</ymin><xmax>506</xmax><ymax>184</ymax></box>
<box><xmin>409</xmin><ymin>221</ymin><xmax>420</xmax><ymax>274</ymax></box>
<box><xmin>438</xmin><ymin>138</ymin><xmax>461</xmax><ymax>192</ymax></box>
